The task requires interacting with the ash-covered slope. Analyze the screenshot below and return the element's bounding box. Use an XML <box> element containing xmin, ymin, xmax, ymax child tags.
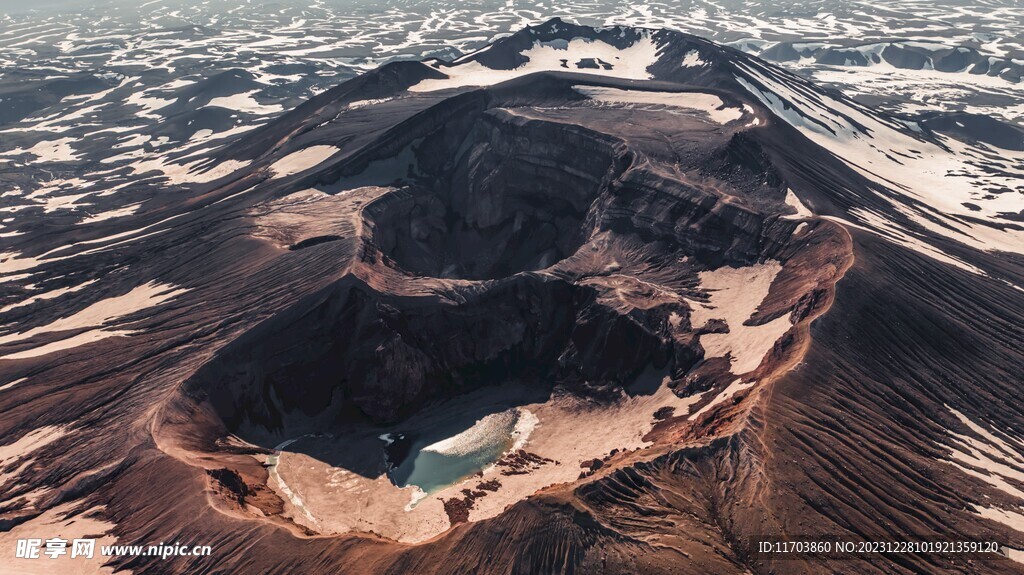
<box><xmin>1</xmin><ymin>18</ymin><xmax>1022</xmax><ymax>575</ymax></box>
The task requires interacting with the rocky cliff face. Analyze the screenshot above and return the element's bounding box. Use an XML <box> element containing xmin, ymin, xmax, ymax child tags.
<box><xmin>185</xmin><ymin>68</ymin><xmax>831</xmax><ymax>438</ymax></box>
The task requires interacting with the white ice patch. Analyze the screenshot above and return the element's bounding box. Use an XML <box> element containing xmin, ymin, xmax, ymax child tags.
<box><xmin>404</xmin><ymin>487</ymin><xmax>429</xmax><ymax>512</ymax></box>
<box><xmin>206</xmin><ymin>91</ymin><xmax>284</xmax><ymax>115</ymax></box>
<box><xmin>0</xmin><ymin>252</ymin><xmax>52</xmax><ymax>276</ymax></box>
<box><xmin>0</xmin><ymin>281</ymin><xmax>187</xmax><ymax>359</ymax></box>
<box><xmin>0</xmin><ymin>278</ymin><xmax>99</xmax><ymax>314</ymax></box>
<box><xmin>510</xmin><ymin>409</ymin><xmax>538</xmax><ymax>451</ymax></box>
<box><xmin>680</xmin><ymin>49</ymin><xmax>706</xmax><ymax>67</ymax></box>
<box><xmin>942</xmin><ymin>406</ymin><xmax>1024</xmax><ymax>544</ymax></box>
<box><xmin>79</xmin><ymin>202</ymin><xmax>143</xmax><ymax>224</ymax></box>
<box><xmin>686</xmin><ymin>260</ymin><xmax>791</xmax><ymax>375</ymax></box>
<box><xmin>269</xmin><ymin>145</ymin><xmax>340</xmax><ymax>178</ymax></box>
<box><xmin>783</xmin><ymin>188</ymin><xmax>813</xmax><ymax>219</ymax></box>
<box><xmin>112</xmin><ymin>133</ymin><xmax>150</xmax><ymax>149</ymax></box>
<box><xmin>125</xmin><ymin>89</ymin><xmax>174</xmax><ymax>120</ymax></box>
<box><xmin>0</xmin><ymin>425</ymin><xmax>65</xmax><ymax>470</ymax></box>
<box><xmin>421</xmin><ymin>409</ymin><xmax>533</xmax><ymax>458</ymax></box>
<box><xmin>943</xmin><ymin>406</ymin><xmax>1024</xmax><ymax>500</ymax></box>
<box><xmin>0</xmin><ymin>424</ymin><xmax>67</xmax><ymax>496</ymax></box>
<box><xmin>38</xmin><ymin>191</ymin><xmax>92</xmax><ymax>213</ymax></box>
<box><xmin>2</xmin><ymin>137</ymin><xmax>82</xmax><ymax>163</ymax></box>
<box><xmin>572</xmin><ymin>86</ymin><xmax>743</xmax><ymax>124</ymax></box>
<box><xmin>124</xmin><ymin>156</ymin><xmax>250</xmax><ymax>185</ymax></box>
<box><xmin>347</xmin><ymin>98</ymin><xmax>393</xmax><ymax>110</ymax></box>
<box><xmin>410</xmin><ymin>35</ymin><xmax>660</xmax><ymax>92</ymax></box>
<box><xmin>975</xmin><ymin>505</ymin><xmax>1024</xmax><ymax>533</ymax></box>
<box><xmin>0</xmin><ymin>377</ymin><xmax>26</xmax><ymax>391</ymax></box>
<box><xmin>2</xmin><ymin>329</ymin><xmax>137</xmax><ymax>360</ymax></box>
<box><xmin>0</xmin><ymin>500</ymin><xmax>120</xmax><ymax>574</ymax></box>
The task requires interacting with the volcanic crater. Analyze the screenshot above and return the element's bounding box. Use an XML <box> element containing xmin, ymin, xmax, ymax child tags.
<box><xmin>165</xmin><ymin>27</ymin><xmax>852</xmax><ymax>545</ymax></box>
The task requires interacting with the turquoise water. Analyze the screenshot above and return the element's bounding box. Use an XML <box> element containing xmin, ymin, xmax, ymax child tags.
<box><xmin>389</xmin><ymin>409</ymin><xmax>524</xmax><ymax>495</ymax></box>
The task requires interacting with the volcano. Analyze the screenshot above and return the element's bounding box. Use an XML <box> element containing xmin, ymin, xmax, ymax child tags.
<box><xmin>1</xmin><ymin>18</ymin><xmax>1023</xmax><ymax>575</ymax></box>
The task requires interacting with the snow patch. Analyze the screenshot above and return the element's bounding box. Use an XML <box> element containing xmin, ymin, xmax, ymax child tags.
<box><xmin>572</xmin><ymin>85</ymin><xmax>743</xmax><ymax>124</ymax></box>
<box><xmin>680</xmin><ymin>49</ymin><xmax>706</xmax><ymax>67</ymax></box>
<box><xmin>686</xmin><ymin>261</ymin><xmax>791</xmax><ymax>375</ymax></box>
<box><xmin>0</xmin><ymin>278</ymin><xmax>99</xmax><ymax>314</ymax></box>
<box><xmin>269</xmin><ymin>145</ymin><xmax>340</xmax><ymax>178</ymax></box>
<box><xmin>124</xmin><ymin>157</ymin><xmax>250</xmax><ymax>185</ymax></box>
<box><xmin>0</xmin><ymin>281</ymin><xmax>187</xmax><ymax>359</ymax></box>
<box><xmin>347</xmin><ymin>98</ymin><xmax>393</xmax><ymax>110</ymax></box>
<box><xmin>206</xmin><ymin>91</ymin><xmax>283</xmax><ymax>115</ymax></box>
<box><xmin>411</xmin><ymin>35</ymin><xmax>659</xmax><ymax>92</ymax></box>
<box><xmin>79</xmin><ymin>203</ymin><xmax>143</xmax><ymax>224</ymax></box>
<box><xmin>943</xmin><ymin>405</ymin><xmax>1024</xmax><ymax>501</ymax></box>
<box><xmin>783</xmin><ymin>188</ymin><xmax>813</xmax><ymax>219</ymax></box>
<box><xmin>3</xmin><ymin>138</ymin><xmax>82</xmax><ymax>162</ymax></box>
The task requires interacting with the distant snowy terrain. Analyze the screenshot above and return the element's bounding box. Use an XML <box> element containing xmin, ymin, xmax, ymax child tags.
<box><xmin>1</xmin><ymin>0</ymin><xmax>1021</xmax><ymax>125</ymax></box>
<box><xmin>0</xmin><ymin>0</ymin><xmax>1021</xmax><ymax>259</ymax></box>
